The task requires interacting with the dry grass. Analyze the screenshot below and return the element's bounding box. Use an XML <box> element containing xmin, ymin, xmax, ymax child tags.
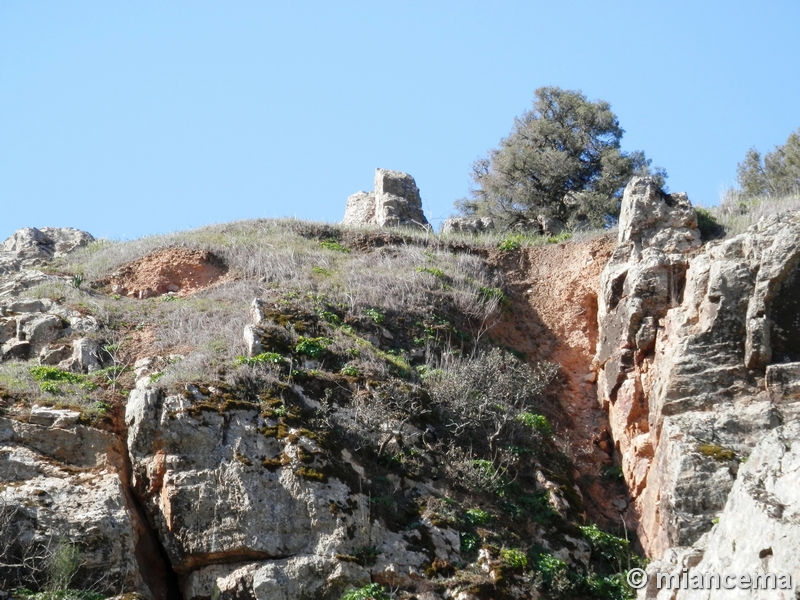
<box><xmin>704</xmin><ymin>192</ymin><xmax>800</xmax><ymax>237</ymax></box>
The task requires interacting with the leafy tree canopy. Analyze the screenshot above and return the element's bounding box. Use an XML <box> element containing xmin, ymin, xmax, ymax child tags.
<box><xmin>457</xmin><ymin>86</ymin><xmax>665</xmax><ymax>229</ymax></box>
<box><xmin>736</xmin><ymin>128</ymin><xmax>800</xmax><ymax>198</ymax></box>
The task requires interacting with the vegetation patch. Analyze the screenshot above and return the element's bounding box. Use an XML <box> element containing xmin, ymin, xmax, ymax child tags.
<box><xmin>697</xmin><ymin>442</ymin><xmax>736</xmax><ymax>462</ymax></box>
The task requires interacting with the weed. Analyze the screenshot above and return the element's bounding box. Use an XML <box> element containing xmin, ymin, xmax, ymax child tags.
<box><xmin>516</xmin><ymin>411</ymin><xmax>553</xmax><ymax>435</ymax></box>
<box><xmin>464</xmin><ymin>507</ymin><xmax>493</xmax><ymax>526</ymax></box>
<box><xmin>29</xmin><ymin>366</ymin><xmax>96</xmax><ymax>394</ymax></box>
<box><xmin>498</xmin><ymin>234</ymin><xmax>524</xmax><ymax>251</ymax></box>
<box><xmin>546</xmin><ymin>232</ymin><xmax>573</xmax><ymax>244</ymax></box>
<box><xmin>416</xmin><ymin>266</ymin><xmax>447</xmax><ymax>279</ymax></box>
<box><xmin>365</xmin><ymin>308</ymin><xmax>385</xmax><ymax>324</ymax></box>
<box><xmin>236</xmin><ymin>352</ymin><xmax>286</xmax><ymax>366</ymax></box>
<box><xmin>295</xmin><ymin>337</ymin><xmax>332</xmax><ymax>359</ymax></box>
<box><xmin>501</xmin><ymin>547</ymin><xmax>528</xmax><ymax>569</ymax></box>
<box><xmin>340</xmin><ymin>583</ymin><xmax>391</xmax><ymax>600</ymax></box>
<box><xmin>460</xmin><ymin>531</ymin><xmax>481</xmax><ymax>553</ymax></box>
<box><xmin>340</xmin><ymin>365</ymin><xmax>360</xmax><ymax>377</ymax></box>
<box><xmin>319</xmin><ymin>239</ymin><xmax>350</xmax><ymax>253</ymax></box>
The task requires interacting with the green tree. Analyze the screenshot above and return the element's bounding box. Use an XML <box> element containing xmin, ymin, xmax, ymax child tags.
<box><xmin>736</xmin><ymin>128</ymin><xmax>800</xmax><ymax>197</ymax></box>
<box><xmin>457</xmin><ymin>86</ymin><xmax>665</xmax><ymax>229</ymax></box>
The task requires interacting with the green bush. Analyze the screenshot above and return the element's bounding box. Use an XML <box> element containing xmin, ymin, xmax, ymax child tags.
<box><xmin>29</xmin><ymin>366</ymin><xmax>96</xmax><ymax>394</ymax></box>
<box><xmin>340</xmin><ymin>365</ymin><xmax>360</xmax><ymax>377</ymax></box>
<box><xmin>498</xmin><ymin>234</ymin><xmax>524</xmax><ymax>252</ymax></box>
<box><xmin>295</xmin><ymin>337</ymin><xmax>332</xmax><ymax>359</ymax></box>
<box><xmin>365</xmin><ymin>308</ymin><xmax>385</xmax><ymax>324</ymax></box>
<box><xmin>415</xmin><ymin>266</ymin><xmax>447</xmax><ymax>279</ymax></box>
<box><xmin>460</xmin><ymin>531</ymin><xmax>481</xmax><ymax>552</ymax></box>
<box><xmin>516</xmin><ymin>411</ymin><xmax>553</xmax><ymax>435</ymax></box>
<box><xmin>464</xmin><ymin>507</ymin><xmax>493</xmax><ymax>525</ymax></box>
<box><xmin>319</xmin><ymin>239</ymin><xmax>350</xmax><ymax>253</ymax></box>
<box><xmin>501</xmin><ymin>547</ymin><xmax>528</xmax><ymax>569</ymax></box>
<box><xmin>695</xmin><ymin>207</ymin><xmax>724</xmax><ymax>240</ymax></box>
<box><xmin>340</xmin><ymin>583</ymin><xmax>391</xmax><ymax>600</ymax></box>
<box><xmin>546</xmin><ymin>232</ymin><xmax>573</xmax><ymax>244</ymax></box>
<box><xmin>235</xmin><ymin>352</ymin><xmax>285</xmax><ymax>366</ymax></box>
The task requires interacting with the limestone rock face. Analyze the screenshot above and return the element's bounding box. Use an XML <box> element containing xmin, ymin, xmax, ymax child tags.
<box><xmin>441</xmin><ymin>216</ymin><xmax>495</xmax><ymax>235</ymax></box>
<box><xmin>0</xmin><ymin>416</ymin><xmax>153</xmax><ymax>597</ymax></box>
<box><xmin>124</xmin><ymin>382</ymin><xmax>378</xmax><ymax>595</ymax></box>
<box><xmin>342</xmin><ymin>191</ymin><xmax>377</xmax><ymax>226</ymax></box>
<box><xmin>342</xmin><ymin>169</ymin><xmax>429</xmax><ymax>228</ymax></box>
<box><xmin>597</xmin><ymin>178</ymin><xmax>800</xmax><ymax>567</ymax></box>
<box><xmin>1</xmin><ymin>227</ymin><xmax>94</xmax><ymax>260</ymax></box>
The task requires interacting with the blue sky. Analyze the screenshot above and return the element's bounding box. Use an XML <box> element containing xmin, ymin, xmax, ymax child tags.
<box><xmin>2</xmin><ymin>1</ymin><xmax>799</xmax><ymax>240</ymax></box>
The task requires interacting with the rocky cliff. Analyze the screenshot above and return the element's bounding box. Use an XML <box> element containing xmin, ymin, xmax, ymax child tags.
<box><xmin>595</xmin><ymin>178</ymin><xmax>800</xmax><ymax>597</ymax></box>
<box><xmin>1</xmin><ymin>182</ymin><xmax>799</xmax><ymax>600</ymax></box>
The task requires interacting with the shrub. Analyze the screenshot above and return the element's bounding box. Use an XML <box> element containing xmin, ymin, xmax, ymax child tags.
<box><xmin>235</xmin><ymin>352</ymin><xmax>285</xmax><ymax>366</ymax></box>
<box><xmin>28</xmin><ymin>366</ymin><xmax>96</xmax><ymax>394</ymax></box>
<box><xmin>295</xmin><ymin>337</ymin><xmax>332</xmax><ymax>359</ymax></box>
<box><xmin>498</xmin><ymin>234</ymin><xmax>523</xmax><ymax>252</ymax></box>
<box><xmin>319</xmin><ymin>239</ymin><xmax>350</xmax><ymax>253</ymax></box>
<box><xmin>464</xmin><ymin>508</ymin><xmax>493</xmax><ymax>525</ymax></box>
<box><xmin>460</xmin><ymin>531</ymin><xmax>481</xmax><ymax>552</ymax></box>
<box><xmin>516</xmin><ymin>412</ymin><xmax>553</xmax><ymax>435</ymax></box>
<box><xmin>365</xmin><ymin>308</ymin><xmax>385</xmax><ymax>324</ymax></box>
<box><xmin>695</xmin><ymin>207</ymin><xmax>724</xmax><ymax>240</ymax></box>
<box><xmin>501</xmin><ymin>547</ymin><xmax>528</xmax><ymax>569</ymax></box>
<box><xmin>340</xmin><ymin>583</ymin><xmax>391</xmax><ymax>600</ymax></box>
<box><xmin>428</xmin><ymin>348</ymin><xmax>558</xmax><ymax>452</ymax></box>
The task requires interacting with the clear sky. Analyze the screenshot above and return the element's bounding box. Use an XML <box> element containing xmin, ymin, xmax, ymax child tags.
<box><xmin>2</xmin><ymin>1</ymin><xmax>799</xmax><ymax>241</ymax></box>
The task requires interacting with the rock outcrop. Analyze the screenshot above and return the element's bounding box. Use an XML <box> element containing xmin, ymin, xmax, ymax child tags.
<box><xmin>441</xmin><ymin>216</ymin><xmax>495</xmax><ymax>235</ymax></box>
<box><xmin>0</xmin><ymin>414</ymin><xmax>158</xmax><ymax>596</ymax></box>
<box><xmin>596</xmin><ymin>178</ymin><xmax>800</xmax><ymax>590</ymax></box>
<box><xmin>342</xmin><ymin>169</ymin><xmax>429</xmax><ymax>228</ymax></box>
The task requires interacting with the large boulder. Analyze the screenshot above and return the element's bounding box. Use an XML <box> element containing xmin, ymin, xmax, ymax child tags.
<box><xmin>342</xmin><ymin>169</ymin><xmax>429</xmax><ymax>229</ymax></box>
<box><xmin>1</xmin><ymin>227</ymin><xmax>94</xmax><ymax>259</ymax></box>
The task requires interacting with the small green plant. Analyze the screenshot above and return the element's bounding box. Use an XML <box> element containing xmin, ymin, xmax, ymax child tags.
<box><xmin>29</xmin><ymin>366</ymin><xmax>96</xmax><ymax>394</ymax></box>
<box><xmin>546</xmin><ymin>231</ymin><xmax>573</xmax><ymax>244</ymax></box>
<box><xmin>416</xmin><ymin>266</ymin><xmax>447</xmax><ymax>279</ymax></box>
<box><xmin>498</xmin><ymin>234</ymin><xmax>524</xmax><ymax>251</ymax></box>
<box><xmin>365</xmin><ymin>307</ymin><xmax>385</xmax><ymax>324</ymax></box>
<box><xmin>602</xmin><ymin>465</ymin><xmax>624</xmax><ymax>481</ymax></box>
<box><xmin>501</xmin><ymin>547</ymin><xmax>528</xmax><ymax>569</ymax></box>
<box><xmin>319</xmin><ymin>239</ymin><xmax>350</xmax><ymax>253</ymax></box>
<box><xmin>45</xmin><ymin>540</ymin><xmax>81</xmax><ymax>596</ymax></box>
<box><xmin>312</xmin><ymin>266</ymin><xmax>332</xmax><ymax>276</ymax></box>
<box><xmin>340</xmin><ymin>365</ymin><xmax>360</xmax><ymax>377</ymax></box>
<box><xmin>295</xmin><ymin>337</ymin><xmax>332</xmax><ymax>359</ymax></box>
<box><xmin>340</xmin><ymin>583</ymin><xmax>391</xmax><ymax>600</ymax></box>
<box><xmin>478</xmin><ymin>286</ymin><xmax>507</xmax><ymax>305</ymax></box>
<box><xmin>70</xmin><ymin>274</ymin><xmax>83</xmax><ymax>289</ymax></box>
<box><xmin>533</xmin><ymin>551</ymin><xmax>569</xmax><ymax>584</ymax></box>
<box><xmin>464</xmin><ymin>507</ymin><xmax>493</xmax><ymax>526</ymax></box>
<box><xmin>317</xmin><ymin>309</ymin><xmax>342</xmax><ymax>325</ymax></box>
<box><xmin>460</xmin><ymin>531</ymin><xmax>481</xmax><ymax>552</ymax></box>
<box><xmin>579</xmin><ymin>524</ymin><xmax>638</xmax><ymax>571</ymax></box>
<box><xmin>236</xmin><ymin>352</ymin><xmax>286</xmax><ymax>366</ymax></box>
<box><xmin>696</xmin><ymin>207</ymin><xmax>724</xmax><ymax>240</ymax></box>
<box><xmin>516</xmin><ymin>411</ymin><xmax>553</xmax><ymax>435</ymax></box>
